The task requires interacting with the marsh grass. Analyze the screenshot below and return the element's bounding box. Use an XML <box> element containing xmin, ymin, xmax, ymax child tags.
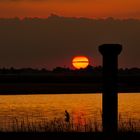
<box><xmin>119</xmin><ymin>115</ymin><xmax>139</xmax><ymax>132</ymax></box>
<box><xmin>2</xmin><ymin>117</ymin><xmax>101</xmax><ymax>132</ymax></box>
<box><xmin>0</xmin><ymin>114</ymin><xmax>139</xmax><ymax>132</ymax></box>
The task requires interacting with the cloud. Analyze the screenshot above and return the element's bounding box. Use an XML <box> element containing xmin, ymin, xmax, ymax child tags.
<box><xmin>0</xmin><ymin>0</ymin><xmax>48</xmax><ymax>2</ymax></box>
<box><xmin>0</xmin><ymin>16</ymin><xmax>139</xmax><ymax>69</ymax></box>
<box><xmin>0</xmin><ymin>0</ymin><xmax>87</xmax><ymax>2</ymax></box>
<box><xmin>0</xmin><ymin>0</ymin><xmax>78</xmax><ymax>1</ymax></box>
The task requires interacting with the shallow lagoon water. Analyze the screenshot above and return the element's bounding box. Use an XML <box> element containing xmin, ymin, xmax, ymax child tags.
<box><xmin>0</xmin><ymin>93</ymin><xmax>139</xmax><ymax>131</ymax></box>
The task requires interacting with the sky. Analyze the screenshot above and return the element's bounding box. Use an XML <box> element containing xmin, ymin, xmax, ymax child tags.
<box><xmin>0</xmin><ymin>0</ymin><xmax>140</xmax><ymax>69</ymax></box>
<box><xmin>0</xmin><ymin>0</ymin><xmax>140</xmax><ymax>19</ymax></box>
<box><xmin>0</xmin><ymin>17</ymin><xmax>140</xmax><ymax>69</ymax></box>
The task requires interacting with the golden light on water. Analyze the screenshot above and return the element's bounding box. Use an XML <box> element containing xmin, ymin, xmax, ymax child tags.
<box><xmin>0</xmin><ymin>93</ymin><xmax>139</xmax><ymax>131</ymax></box>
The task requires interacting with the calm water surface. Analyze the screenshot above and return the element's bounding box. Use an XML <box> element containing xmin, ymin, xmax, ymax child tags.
<box><xmin>0</xmin><ymin>93</ymin><xmax>139</xmax><ymax>131</ymax></box>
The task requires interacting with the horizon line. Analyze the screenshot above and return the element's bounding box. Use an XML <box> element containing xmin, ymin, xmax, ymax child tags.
<box><xmin>0</xmin><ymin>14</ymin><xmax>140</xmax><ymax>21</ymax></box>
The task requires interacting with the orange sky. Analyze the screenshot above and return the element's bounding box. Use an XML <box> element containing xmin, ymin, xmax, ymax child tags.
<box><xmin>0</xmin><ymin>0</ymin><xmax>140</xmax><ymax>19</ymax></box>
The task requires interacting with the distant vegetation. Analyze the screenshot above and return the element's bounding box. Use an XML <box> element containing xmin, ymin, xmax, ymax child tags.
<box><xmin>0</xmin><ymin>66</ymin><xmax>139</xmax><ymax>92</ymax></box>
<box><xmin>0</xmin><ymin>66</ymin><xmax>140</xmax><ymax>76</ymax></box>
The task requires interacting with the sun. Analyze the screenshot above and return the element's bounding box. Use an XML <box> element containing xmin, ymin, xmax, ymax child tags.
<box><xmin>72</xmin><ymin>56</ymin><xmax>89</xmax><ymax>69</ymax></box>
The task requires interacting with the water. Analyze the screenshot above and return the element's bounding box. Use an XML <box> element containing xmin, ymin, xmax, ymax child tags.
<box><xmin>0</xmin><ymin>93</ymin><xmax>139</xmax><ymax>131</ymax></box>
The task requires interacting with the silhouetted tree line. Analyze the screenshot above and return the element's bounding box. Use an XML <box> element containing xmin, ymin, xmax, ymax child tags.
<box><xmin>0</xmin><ymin>66</ymin><xmax>139</xmax><ymax>85</ymax></box>
<box><xmin>0</xmin><ymin>65</ymin><xmax>100</xmax><ymax>75</ymax></box>
<box><xmin>0</xmin><ymin>66</ymin><xmax>139</xmax><ymax>76</ymax></box>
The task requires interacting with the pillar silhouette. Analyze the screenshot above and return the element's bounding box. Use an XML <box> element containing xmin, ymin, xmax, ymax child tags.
<box><xmin>99</xmin><ymin>44</ymin><xmax>122</xmax><ymax>134</ymax></box>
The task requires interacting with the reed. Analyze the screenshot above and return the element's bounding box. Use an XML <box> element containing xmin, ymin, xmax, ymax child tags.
<box><xmin>0</xmin><ymin>114</ymin><xmax>139</xmax><ymax>132</ymax></box>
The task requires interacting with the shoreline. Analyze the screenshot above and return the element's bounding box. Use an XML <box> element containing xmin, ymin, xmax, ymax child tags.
<box><xmin>0</xmin><ymin>83</ymin><xmax>139</xmax><ymax>95</ymax></box>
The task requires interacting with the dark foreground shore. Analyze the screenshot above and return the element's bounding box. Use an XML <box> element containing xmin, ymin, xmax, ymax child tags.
<box><xmin>0</xmin><ymin>73</ymin><xmax>139</xmax><ymax>94</ymax></box>
<box><xmin>0</xmin><ymin>132</ymin><xmax>140</xmax><ymax>140</ymax></box>
<box><xmin>0</xmin><ymin>83</ymin><xmax>139</xmax><ymax>95</ymax></box>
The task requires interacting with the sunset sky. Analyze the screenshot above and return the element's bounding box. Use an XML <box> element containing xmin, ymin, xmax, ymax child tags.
<box><xmin>0</xmin><ymin>0</ymin><xmax>140</xmax><ymax>69</ymax></box>
<box><xmin>0</xmin><ymin>0</ymin><xmax>140</xmax><ymax>19</ymax></box>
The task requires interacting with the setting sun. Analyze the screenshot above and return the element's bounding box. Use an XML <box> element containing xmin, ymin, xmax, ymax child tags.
<box><xmin>72</xmin><ymin>56</ymin><xmax>89</xmax><ymax>69</ymax></box>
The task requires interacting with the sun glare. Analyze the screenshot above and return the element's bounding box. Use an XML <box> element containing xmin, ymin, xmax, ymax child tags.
<box><xmin>72</xmin><ymin>56</ymin><xmax>89</xmax><ymax>69</ymax></box>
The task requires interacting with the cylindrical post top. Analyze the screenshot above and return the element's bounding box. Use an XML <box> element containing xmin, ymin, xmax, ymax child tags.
<box><xmin>99</xmin><ymin>44</ymin><xmax>122</xmax><ymax>55</ymax></box>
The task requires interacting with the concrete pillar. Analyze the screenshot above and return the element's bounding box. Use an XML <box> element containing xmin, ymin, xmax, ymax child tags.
<box><xmin>99</xmin><ymin>44</ymin><xmax>122</xmax><ymax>134</ymax></box>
